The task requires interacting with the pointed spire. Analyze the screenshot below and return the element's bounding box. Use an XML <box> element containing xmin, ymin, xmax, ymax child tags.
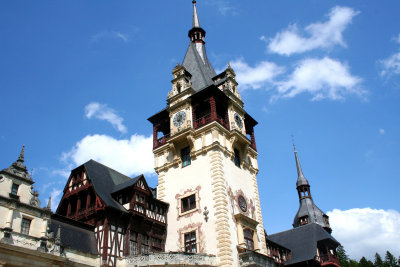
<box><xmin>292</xmin><ymin>137</ymin><xmax>309</xmax><ymax>187</ymax></box>
<box><xmin>192</xmin><ymin>0</ymin><xmax>200</xmax><ymax>28</ymax></box>
<box><xmin>18</xmin><ymin>145</ymin><xmax>25</xmax><ymax>163</ymax></box>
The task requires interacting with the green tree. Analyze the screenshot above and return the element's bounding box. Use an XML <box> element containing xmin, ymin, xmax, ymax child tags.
<box><xmin>337</xmin><ymin>245</ymin><xmax>350</xmax><ymax>267</ymax></box>
<box><xmin>384</xmin><ymin>251</ymin><xmax>398</xmax><ymax>267</ymax></box>
<box><xmin>349</xmin><ymin>259</ymin><xmax>359</xmax><ymax>267</ymax></box>
<box><xmin>375</xmin><ymin>253</ymin><xmax>384</xmax><ymax>267</ymax></box>
<box><xmin>359</xmin><ymin>257</ymin><xmax>374</xmax><ymax>267</ymax></box>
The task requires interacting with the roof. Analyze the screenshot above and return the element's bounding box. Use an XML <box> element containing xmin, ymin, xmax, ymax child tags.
<box><xmin>293</xmin><ymin>198</ymin><xmax>329</xmax><ymax>229</ymax></box>
<box><xmin>111</xmin><ymin>174</ymin><xmax>143</xmax><ymax>194</ymax></box>
<box><xmin>82</xmin><ymin>160</ymin><xmax>137</xmax><ymax>212</ymax></box>
<box><xmin>49</xmin><ymin>214</ymin><xmax>98</xmax><ymax>255</ymax></box>
<box><xmin>268</xmin><ymin>223</ymin><xmax>340</xmax><ymax>265</ymax></box>
<box><xmin>182</xmin><ymin>42</ymin><xmax>216</xmax><ymax>91</ymax></box>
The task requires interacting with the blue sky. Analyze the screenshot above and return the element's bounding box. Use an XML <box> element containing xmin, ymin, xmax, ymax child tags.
<box><xmin>1</xmin><ymin>0</ymin><xmax>399</xmax><ymax>260</ymax></box>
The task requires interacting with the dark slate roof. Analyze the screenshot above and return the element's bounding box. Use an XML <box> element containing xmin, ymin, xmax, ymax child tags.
<box><xmin>49</xmin><ymin>214</ymin><xmax>98</xmax><ymax>255</ymax></box>
<box><xmin>293</xmin><ymin>198</ymin><xmax>329</xmax><ymax>229</ymax></box>
<box><xmin>111</xmin><ymin>174</ymin><xmax>143</xmax><ymax>194</ymax></box>
<box><xmin>182</xmin><ymin>42</ymin><xmax>216</xmax><ymax>91</ymax></box>
<box><xmin>268</xmin><ymin>223</ymin><xmax>340</xmax><ymax>265</ymax></box>
<box><xmin>83</xmin><ymin>160</ymin><xmax>138</xmax><ymax>212</ymax></box>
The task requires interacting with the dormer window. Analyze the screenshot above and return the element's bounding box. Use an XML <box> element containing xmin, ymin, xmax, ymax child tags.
<box><xmin>177</xmin><ymin>83</ymin><xmax>181</xmax><ymax>94</ymax></box>
<box><xmin>299</xmin><ymin>216</ymin><xmax>309</xmax><ymax>226</ymax></box>
<box><xmin>11</xmin><ymin>183</ymin><xmax>19</xmax><ymax>195</ymax></box>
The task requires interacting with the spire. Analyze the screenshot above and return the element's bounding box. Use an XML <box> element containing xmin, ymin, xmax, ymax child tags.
<box><xmin>182</xmin><ymin>0</ymin><xmax>216</xmax><ymax>91</ymax></box>
<box><xmin>18</xmin><ymin>145</ymin><xmax>25</xmax><ymax>163</ymax></box>
<box><xmin>47</xmin><ymin>196</ymin><xmax>52</xmax><ymax>210</ymax></box>
<box><xmin>1</xmin><ymin>145</ymin><xmax>32</xmax><ymax>182</ymax></box>
<box><xmin>192</xmin><ymin>0</ymin><xmax>200</xmax><ymax>28</ymax></box>
<box><xmin>292</xmin><ymin>138</ymin><xmax>309</xmax><ymax>188</ymax></box>
<box><xmin>291</xmin><ymin>141</ymin><xmax>332</xmax><ymax>233</ymax></box>
<box><xmin>293</xmin><ymin>143</ymin><xmax>309</xmax><ymax>187</ymax></box>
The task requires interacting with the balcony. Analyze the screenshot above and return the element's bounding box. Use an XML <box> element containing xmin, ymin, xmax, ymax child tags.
<box><xmin>194</xmin><ymin>114</ymin><xmax>229</xmax><ymax>131</ymax></box>
<box><xmin>319</xmin><ymin>254</ymin><xmax>340</xmax><ymax>267</ymax></box>
<box><xmin>126</xmin><ymin>252</ymin><xmax>217</xmax><ymax>266</ymax></box>
<box><xmin>130</xmin><ymin>203</ymin><xmax>166</xmax><ymax>224</ymax></box>
<box><xmin>154</xmin><ymin>133</ymin><xmax>170</xmax><ymax>149</ymax></box>
<box><xmin>239</xmin><ymin>251</ymin><xmax>276</xmax><ymax>267</ymax></box>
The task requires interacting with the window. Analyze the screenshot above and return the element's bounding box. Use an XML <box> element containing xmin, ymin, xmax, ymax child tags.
<box><xmin>11</xmin><ymin>183</ymin><xmax>19</xmax><ymax>195</ymax></box>
<box><xmin>21</xmin><ymin>218</ymin><xmax>31</xmax><ymax>235</ymax></box>
<box><xmin>243</xmin><ymin>228</ymin><xmax>254</xmax><ymax>250</ymax></box>
<box><xmin>299</xmin><ymin>216</ymin><xmax>309</xmax><ymax>226</ymax></box>
<box><xmin>181</xmin><ymin>194</ymin><xmax>196</xmax><ymax>213</ymax></box>
<box><xmin>234</xmin><ymin>149</ymin><xmax>240</xmax><ymax>167</ymax></box>
<box><xmin>130</xmin><ymin>232</ymin><xmax>138</xmax><ymax>255</ymax></box>
<box><xmin>141</xmin><ymin>235</ymin><xmax>149</xmax><ymax>254</ymax></box>
<box><xmin>184</xmin><ymin>231</ymin><xmax>197</xmax><ymax>253</ymax></box>
<box><xmin>151</xmin><ymin>237</ymin><xmax>162</xmax><ymax>252</ymax></box>
<box><xmin>181</xmin><ymin>146</ymin><xmax>191</xmax><ymax>167</ymax></box>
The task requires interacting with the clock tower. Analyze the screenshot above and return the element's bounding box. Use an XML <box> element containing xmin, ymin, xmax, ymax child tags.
<box><xmin>148</xmin><ymin>2</ymin><xmax>267</xmax><ymax>266</ymax></box>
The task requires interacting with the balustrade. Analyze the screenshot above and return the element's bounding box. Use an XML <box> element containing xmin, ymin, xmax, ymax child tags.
<box><xmin>320</xmin><ymin>254</ymin><xmax>340</xmax><ymax>266</ymax></box>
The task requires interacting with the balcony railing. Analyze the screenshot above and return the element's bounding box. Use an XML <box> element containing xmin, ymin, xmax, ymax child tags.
<box><xmin>130</xmin><ymin>203</ymin><xmax>166</xmax><ymax>224</ymax></box>
<box><xmin>154</xmin><ymin>133</ymin><xmax>170</xmax><ymax>149</ymax></box>
<box><xmin>194</xmin><ymin>114</ymin><xmax>229</xmax><ymax>131</ymax></box>
<box><xmin>320</xmin><ymin>254</ymin><xmax>340</xmax><ymax>267</ymax></box>
<box><xmin>126</xmin><ymin>252</ymin><xmax>217</xmax><ymax>266</ymax></box>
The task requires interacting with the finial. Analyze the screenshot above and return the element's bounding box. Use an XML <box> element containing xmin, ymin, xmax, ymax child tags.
<box><xmin>18</xmin><ymin>145</ymin><xmax>25</xmax><ymax>163</ymax></box>
<box><xmin>56</xmin><ymin>225</ymin><xmax>61</xmax><ymax>241</ymax></box>
<box><xmin>291</xmin><ymin>134</ymin><xmax>297</xmax><ymax>152</ymax></box>
<box><xmin>192</xmin><ymin>0</ymin><xmax>200</xmax><ymax>28</ymax></box>
<box><xmin>47</xmin><ymin>196</ymin><xmax>52</xmax><ymax>210</ymax></box>
<box><xmin>227</xmin><ymin>62</ymin><xmax>231</xmax><ymax>69</ymax></box>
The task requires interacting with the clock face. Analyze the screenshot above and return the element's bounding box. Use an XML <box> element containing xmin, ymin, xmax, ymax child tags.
<box><xmin>173</xmin><ymin>111</ymin><xmax>186</xmax><ymax>127</ymax></box>
<box><xmin>234</xmin><ymin>113</ymin><xmax>243</xmax><ymax>129</ymax></box>
<box><xmin>238</xmin><ymin>195</ymin><xmax>247</xmax><ymax>212</ymax></box>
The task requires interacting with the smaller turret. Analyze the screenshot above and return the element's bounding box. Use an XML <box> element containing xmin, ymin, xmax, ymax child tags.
<box><xmin>292</xmin><ymin>143</ymin><xmax>332</xmax><ymax>233</ymax></box>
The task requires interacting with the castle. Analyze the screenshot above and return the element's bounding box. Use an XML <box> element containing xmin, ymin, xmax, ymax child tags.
<box><xmin>0</xmin><ymin>2</ymin><xmax>340</xmax><ymax>267</ymax></box>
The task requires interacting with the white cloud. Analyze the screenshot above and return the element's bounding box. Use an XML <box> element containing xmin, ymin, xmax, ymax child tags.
<box><xmin>395</xmin><ymin>33</ymin><xmax>400</xmax><ymax>44</ymax></box>
<box><xmin>328</xmin><ymin>208</ymin><xmax>400</xmax><ymax>260</ymax></box>
<box><xmin>91</xmin><ymin>30</ymin><xmax>129</xmax><ymax>43</ymax></box>
<box><xmin>50</xmin><ymin>188</ymin><xmax>63</xmax><ymax>211</ymax></box>
<box><xmin>380</xmin><ymin>52</ymin><xmax>400</xmax><ymax>77</ymax></box>
<box><xmin>379</xmin><ymin>128</ymin><xmax>385</xmax><ymax>135</ymax></box>
<box><xmin>231</xmin><ymin>58</ymin><xmax>284</xmax><ymax>90</ymax></box>
<box><xmin>85</xmin><ymin>102</ymin><xmax>127</xmax><ymax>134</ymax></box>
<box><xmin>268</xmin><ymin>6</ymin><xmax>359</xmax><ymax>56</ymax></box>
<box><xmin>275</xmin><ymin>57</ymin><xmax>363</xmax><ymax>101</ymax></box>
<box><xmin>204</xmin><ymin>0</ymin><xmax>238</xmax><ymax>16</ymax></box>
<box><xmin>62</xmin><ymin>134</ymin><xmax>154</xmax><ymax>176</ymax></box>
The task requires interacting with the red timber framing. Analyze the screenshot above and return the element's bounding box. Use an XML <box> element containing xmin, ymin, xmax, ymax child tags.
<box><xmin>56</xmin><ymin>168</ymin><xmax>104</xmax><ymax>224</ymax></box>
<box><xmin>56</xmin><ymin>166</ymin><xmax>168</xmax><ymax>267</ymax></box>
<box><xmin>148</xmin><ymin>86</ymin><xmax>258</xmax><ymax>151</ymax></box>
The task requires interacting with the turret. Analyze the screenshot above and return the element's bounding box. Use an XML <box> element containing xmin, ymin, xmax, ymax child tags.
<box><xmin>292</xmin><ymin>144</ymin><xmax>332</xmax><ymax>233</ymax></box>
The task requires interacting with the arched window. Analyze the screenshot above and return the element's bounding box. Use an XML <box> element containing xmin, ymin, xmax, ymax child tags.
<box><xmin>177</xmin><ymin>83</ymin><xmax>181</xmax><ymax>94</ymax></box>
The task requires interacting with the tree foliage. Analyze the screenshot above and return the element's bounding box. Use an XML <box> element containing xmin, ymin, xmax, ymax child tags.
<box><xmin>335</xmin><ymin>246</ymin><xmax>399</xmax><ymax>267</ymax></box>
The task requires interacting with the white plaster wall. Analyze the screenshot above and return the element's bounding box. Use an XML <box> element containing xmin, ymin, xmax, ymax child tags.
<box><xmin>0</xmin><ymin>177</ymin><xmax>12</xmax><ymax>198</ymax></box>
<box><xmin>163</xmin><ymin>153</ymin><xmax>219</xmax><ymax>255</ymax></box>
<box><xmin>0</xmin><ymin>174</ymin><xmax>33</xmax><ymax>205</ymax></box>
<box><xmin>11</xmin><ymin>210</ymin><xmax>46</xmax><ymax>237</ymax></box>
<box><xmin>0</xmin><ymin>206</ymin><xmax>9</xmax><ymax>228</ymax></box>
